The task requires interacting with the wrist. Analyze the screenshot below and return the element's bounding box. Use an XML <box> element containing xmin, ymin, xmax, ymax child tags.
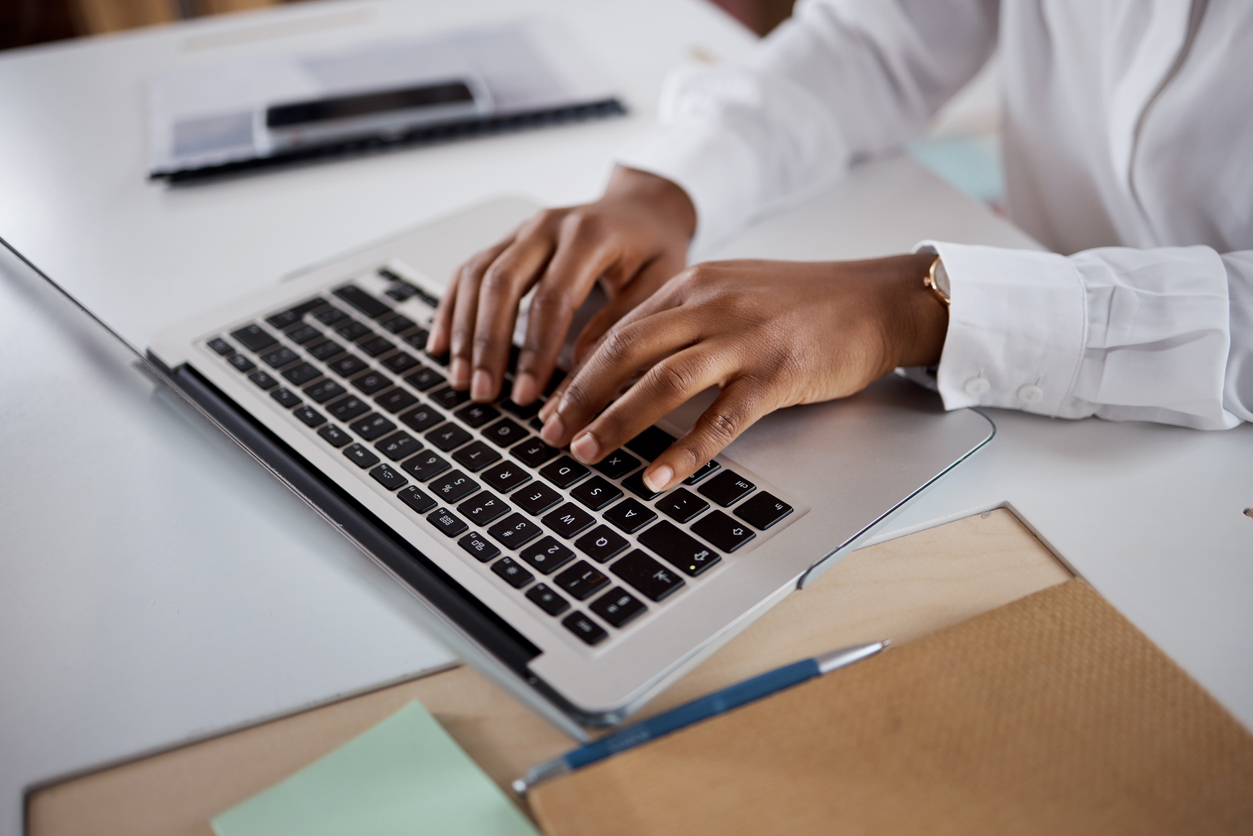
<box><xmin>891</xmin><ymin>252</ymin><xmax>950</xmax><ymax>368</ymax></box>
<box><xmin>605</xmin><ymin>165</ymin><xmax>697</xmax><ymax>240</ymax></box>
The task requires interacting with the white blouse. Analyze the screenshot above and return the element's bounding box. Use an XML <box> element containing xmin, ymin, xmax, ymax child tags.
<box><xmin>617</xmin><ymin>0</ymin><xmax>1253</xmax><ymax>429</ymax></box>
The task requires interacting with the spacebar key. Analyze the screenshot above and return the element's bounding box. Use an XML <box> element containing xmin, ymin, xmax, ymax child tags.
<box><xmin>637</xmin><ymin>520</ymin><xmax>721</xmax><ymax>576</ymax></box>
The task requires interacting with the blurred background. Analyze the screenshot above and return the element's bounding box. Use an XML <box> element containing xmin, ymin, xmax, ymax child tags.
<box><xmin>0</xmin><ymin>0</ymin><xmax>1004</xmax><ymax>208</ymax></box>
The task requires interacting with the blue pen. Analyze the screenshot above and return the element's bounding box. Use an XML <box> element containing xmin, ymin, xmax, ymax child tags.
<box><xmin>513</xmin><ymin>640</ymin><xmax>888</xmax><ymax>794</ymax></box>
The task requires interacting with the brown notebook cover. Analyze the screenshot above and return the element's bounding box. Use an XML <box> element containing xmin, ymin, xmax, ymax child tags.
<box><xmin>529</xmin><ymin>579</ymin><xmax>1253</xmax><ymax>835</ymax></box>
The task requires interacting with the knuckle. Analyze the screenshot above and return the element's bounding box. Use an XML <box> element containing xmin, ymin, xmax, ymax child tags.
<box><xmin>560</xmin><ymin>209</ymin><xmax>601</xmax><ymax>239</ymax></box>
<box><xmin>650</xmin><ymin>358</ymin><xmax>701</xmax><ymax>401</ymax></box>
<box><xmin>529</xmin><ymin>287</ymin><xmax>575</xmax><ymax>322</ymax></box>
<box><xmin>480</xmin><ymin>265</ymin><xmax>514</xmax><ymax>296</ymax></box>
<box><xmin>599</xmin><ymin>326</ymin><xmax>639</xmax><ymax>365</ymax></box>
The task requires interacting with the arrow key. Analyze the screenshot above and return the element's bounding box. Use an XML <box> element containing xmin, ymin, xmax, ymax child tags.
<box><xmin>691</xmin><ymin>510</ymin><xmax>757</xmax><ymax>553</ymax></box>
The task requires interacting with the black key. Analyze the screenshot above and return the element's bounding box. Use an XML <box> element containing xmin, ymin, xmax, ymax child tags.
<box><xmin>426</xmin><ymin>422</ymin><xmax>472</xmax><ymax>452</ymax></box>
<box><xmin>304</xmin><ymin>378</ymin><xmax>346</xmax><ymax>403</ymax></box>
<box><xmin>453</xmin><ymin>440</ymin><xmax>502</xmax><ymax>472</ymax></box>
<box><xmin>375</xmin><ymin>388</ymin><xmax>418</xmax><ymax>414</ymax></box>
<box><xmin>427</xmin><ymin>350</ymin><xmax>451</xmax><ymax>367</ymax></box>
<box><xmin>327</xmin><ymin>395</ymin><xmax>370</xmax><ymax>422</ymax></box>
<box><xmin>429</xmin><ymin>386</ymin><xmax>470</xmax><ymax>409</ymax></box>
<box><xmin>575</xmin><ymin>525</ymin><xmax>629</xmax><ymax>563</ymax></box>
<box><xmin>562</xmin><ymin>612</ymin><xmax>608</xmax><ymax>646</ymax></box>
<box><xmin>269</xmin><ymin>387</ymin><xmax>302</xmax><ymax>409</ymax></box>
<box><xmin>404</xmin><ymin>367</ymin><xmax>446</xmax><ymax>391</ymax></box>
<box><xmin>399</xmin><ymin>404</ymin><xmax>443</xmax><ymax>433</ymax></box>
<box><xmin>734</xmin><ymin>491</ymin><xmax>794</xmax><ymax>530</ymax></box>
<box><xmin>510</xmin><ymin>437</ymin><xmax>560</xmax><ymax>468</ymax></box>
<box><xmin>501</xmin><ymin>399</ymin><xmax>541</xmax><ymax>420</ymax></box>
<box><xmin>592</xmin><ymin>449</ymin><xmax>641</xmax><ymax>480</ymax></box>
<box><xmin>403</xmin><ymin>330</ymin><xmax>430</xmax><ymax>350</ymax></box>
<box><xmin>285</xmin><ymin>324</ymin><xmax>321</xmax><ymax>345</ymax></box>
<box><xmin>543</xmin><ymin>503</ymin><xmax>595</xmax><ymax>539</ymax></box>
<box><xmin>317</xmin><ymin>424</ymin><xmax>351</xmax><ymax>447</ymax></box>
<box><xmin>358</xmin><ymin>336</ymin><xmax>395</xmax><ymax>358</ymax></box>
<box><xmin>328</xmin><ymin>354</ymin><xmax>369</xmax><ymax>378</ymax></box>
<box><xmin>697</xmin><ymin>470</ymin><xmax>756</xmax><ymax>507</ymax></box>
<box><xmin>429</xmin><ymin>470</ymin><xmax>479</xmax><ymax>503</ymax></box>
<box><xmin>458</xmin><ymin>531</ymin><xmax>500</xmax><ymax>563</ymax></box>
<box><xmin>611</xmin><ymin>550</ymin><xmax>686</xmax><ymax>602</ymax></box>
<box><xmin>228</xmin><ymin>353</ymin><xmax>257</xmax><ymax>373</ymax></box>
<box><xmin>655</xmin><ymin>488</ymin><xmax>709</xmax><ymax>524</ymax></box>
<box><xmin>230</xmin><ymin>323</ymin><xmax>277</xmax><ymax>352</ymax></box>
<box><xmin>314</xmin><ymin>307</ymin><xmax>348</xmax><ymax>325</ymax></box>
<box><xmin>513</xmin><ymin>482</ymin><xmax>562</xmax><ymax>516</ymax></box>
<box><xmin>375</xmin><ymin>431</ymin><xmax>421</xmax><ymax>461</ymax></box>
<box><xmin>526</xmin><ymin>583</ymin><xmax>570</xmax><ymax>616</ymax></box>
<box><xmin>603</xmin><ymin>498</ymin><xmax>657</xmax><ymax>534</ymax></box>
<box><xmin>571</xmin><ymin>476</ymin><xmax>622</xmax><ymax>511</ymax></box>
<box><xmin>487</xmin><ymin>513</ymin><xmax>542</xmax><ymax>548</ymax></box>
<box><xmin>590</xmin><ymin>588</ymin><xmax>647</xmax><ymax>628</ymax></box>
<box><xmin>398</xmin><ymin>486</ymin><xmax>436</xmax><ymax>514</ymax></box>
<box><xmin>625</xmin><ymin>426</ymin><xmax>676</xmax><ymax>462</ymax></box>
<box><xmin>379</xmin><ymin>351</ymin><xmax>420</xmax><ymax>374</ymax></box>
<box><xmin>491</xmin><ymin>557</ymin><xmax>535</xmax><ymax>589</ymax></box>
<box><xmin>379</xmin><ymin>313</ymin><xmax>416</xmax><ymax>334</ymax></box>
<box><xmin>307</xmin><ymin>339</ymin><xmax>344</xmax><ymax>361</ymax></box>
<box><xmin>621</xmin><ymin>471</ymin><xmax>660</xmax><ymax>501</ymax></box>
<box><xmin>248</xmin><ymin>369</ymin><xmax>278</xmax><ymax>390</ymax></box>
<box><xmin>402</xmin><ymin>451</ymin><xmax>450</xmax><ymax>481</ymax></box>
<box><xmin>520</xmin><ymin>537</ymin><xmax>575</xmax><ymax>574</ymax></box>
<box><xmin>481</xmin><ymin>459</ymin><xmax>531</xmax><ymax>494</ymax></box>
<box><xmin>428</xmin><ymin>507</ymin><xmax>467</xmax><ymax>537</ymax></box>
<box><xmin>351</xmin><ymin>370</ymin><xmax>392</xmax><ymax>395</ymax></box>
<box><xmin>333</xmin><ymin>284</ymin><xmax>391</xmax><ymax>319</ymax></box>
<box><xmin>265</xmin><ymin>297</ymin><xmax>324</xmax><ymax>329</ymax></box>
<box><xmin>638</xmin><ymin>521</ymin><xmax>721</xmax><ymax>576</ymax></box>
<box><xmin>691</xmin><ymin>509</ymin><xmax>757</xmax><ymax>552</ymax></box>
<box><xmin>482</xmin><ymin>418</ymin><xmax>528</xmax><ymax>448</ymax></box>
<box><xmin>458</xmin><ymin>491</ymin><xmax>511</xmax><ymax>526</ymax></box>
<box><xmin>342</xmin><ymin>443</ymin><xmax>380</xmax><ymax>469</ymax></box>
<box><xmin>282</xmin><ymin>362</ymin><xmax>322</xmax><ymax>386</ymax></box>
<box><xmin>554</xmin><ymin>561</ymin><xmax>610</xmax><ymax>601</ymax></box>
<box><xmin>384</xmin><ymin>282</ymin><xmax>419</xmax><ymax>302</ymax></box>
<box><xmin>454</xmin><ymin>402</ymin><xmax>500</xmax><ymax>428</ymax></box>
<box><xmin>207</xmin><ymin>337</ymin><xmax>234</xmax><ymax>356</ymax></box>
<box><xmin>529</xmin><ymin>417</ymin><xmax>545</xmax><ymax>431</ymax></box>
<box><xmin>260</xmin><ymin>346</ymin><xmax>298</xmax><ymax>368</ymax></box>
<box><xmin>540</xmin><ymin>456</ymin><xmax>590</xmax><ymax>489</ymax></box>
<box><xmin>349</xmin><ymin>413</ymin><xmax>397</xmax><ymax>441</ymax></box>
<box><xmin>293</xmin><ymin>405</ymin><xmax>325</xmax><ymax>427</ymax></box>
<box><xmin>369</xmin><ymin>462</ymin><xmax>408</xmax><ymax>491</ymax></box>
<box><xmin>334</xmin><ymin>320</ymin><xmax>374</xmax><ymax>342</ymax></box>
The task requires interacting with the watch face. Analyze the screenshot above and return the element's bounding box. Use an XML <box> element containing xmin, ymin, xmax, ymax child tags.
<box><xmin>933</xmin><ymin>259</ymin><xmax>951</xmax><ymax>297</ymax></box>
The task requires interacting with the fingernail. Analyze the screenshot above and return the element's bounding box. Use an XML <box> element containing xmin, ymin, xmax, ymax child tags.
<box><xmin>512</xmin><ymin>372</ymin><xmax>538</xmax><ymax>405</ymax></box>
<box><xmin>540</xmin><ymin>414</ymin><xmax>564</xmax><ymax>446</ymax></box>
<box><xmin>538</xmin><ymin>398</ymin><xmax>556</xmax><ymax>422</ymax></box>
<box><xmin>643</xmin><ymin>465</ymin><xmax>673</xmax><ymax>493</ymax></box>
<box><xmin>471</xmin><ymin>369</ymin><xmax>493</xmax><ymax>402</ymax></box>
<box><xmin>425</xmin><ymin>324</ymin><xmax>441</xmax><ymax>351</ymax></box>
<box><xmin>571</xmin><ymin>432</ymin><xmax>599</xmax><ymax>464</ymax></box>
<box><xmin>450</xmin><ymin>358</ymin><xmax>470</xmax><ymax>388</ymax></box>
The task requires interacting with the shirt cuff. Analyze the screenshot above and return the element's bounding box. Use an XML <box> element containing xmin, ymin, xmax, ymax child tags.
<box><xmin>916</xmin><ymin>241</ymin><xmax>1088</xmax><ymax>416</ymax></box>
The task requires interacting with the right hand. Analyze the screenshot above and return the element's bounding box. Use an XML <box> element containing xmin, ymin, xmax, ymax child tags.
<box><xmin>425</xmin><ymin>166</ymin><xmax>697</xmax><ymax>405</ymax></box>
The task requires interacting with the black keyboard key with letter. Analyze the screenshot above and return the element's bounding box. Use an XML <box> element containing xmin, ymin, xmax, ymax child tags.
<box><xmin>514</xmin><ymin>483</ymin><xmax>562</xmax><ymax>516</ymax></box>
<box><xmin>482</xmin><ymin>418</ymin><xmax>528</xmax><ymax>448</ymax></box>
<box><xmin>399</xmin><ymin>404</ymin><xmax>443</xmax><ymax>433</ymax></box>
<box><xmin>454</xmin><ymin>403</ymin><xmax>500</xmax><ymax>428</ymax></box>
<box><xmin>520</xmin><ymin>537</ymin><xmax>575</xmax><ymax>574</ymax></box>
<box><xmin>404</xmin><ymin>367</ymin><xmax>445</xmax><ymax>391</ymax></box>
<box><xmin>402</xmin><ymin>451</ymin><xmax>450</xmax><ymax>481</ymax></box>
<box><xmin>571</xmin><ymin>476</ymin><xmax>622</xmax><ymax>511</ymax></box>
<box><xmin>351</xmin><ymin>370</ymin><xmax>392</xmax><ymax>395</ymax></box>
<box><xmin>603</xmin><ymin>498</ymin><xmax>656</xmax><ymax>533</ymax></box>
<box><xmin>592</xmin><ymin>449</ymin><xmax>641</xmax><ymax>479</ymax></box>
<box><xmin>621</xmin><ymin>470</ymin><xmax>660</xmax><ymax>501</ymax></box>
<box><xmin>543</xmin><ymin>503</ymin><xmax>595</xmax><ymax>539</ymax></box>
<box><xmin>574</xmin><ymin>525</ymin><xmax>629</xmax><ymax>563</ymax></box>
<box><xmin>481</xmin><ymin>460</ymin><xmax>530</xmax><ymax>494</ymax></box>
<box><xmin>488</xmin><ymin>513</ymin><xmax>542</xmax><ymax>549</ymax></box>
<box><xmin>540</xmin><ymin>456</ymin><xmax>589</xmax><ymax>489</ymax></box>
<box><xmin>380</xmin><ymin>351</ymin><xmax>420</xmax><ymax>374</ymax></box>
<box><xmin>452</xmin><ymin>440</ymin><xmax>501</xmax><ymax>472</ymax></box>
<box><xmin>328</xmin><ymin>355</ymin><xmax>369</xmax><ymax>378</ymax></box>
<box><xmin>357</xmin><ymin>336</ymin><xmax>395</xmax><ymax>358</ymax></box>
<box><xmin>426</xmin><ymin>423</ymin><xmax>472</xmax><ymax>452</ymax></box>
<box><xmin>625</xmin><ymin>426</ymin><xmax>675</xmax><ymax>461</ymax></box>
<box><xmin>458</xmin><ymin>491</ymin><xmax>511</xmax><ymax>526</ymax></box>
<box><xmin>429</xmin><ymin>470</ymin><xmax>478</xmax><ymax>503</ymax></box>
<box><xmin>511</xmin><ymin>437</ymin><xmax>560</xmax><ymax>467</ymax></box>
<box><xmin>430</xmin><ymin>386</ymin><xmax>470</xmax><ymax>409</ymax></box>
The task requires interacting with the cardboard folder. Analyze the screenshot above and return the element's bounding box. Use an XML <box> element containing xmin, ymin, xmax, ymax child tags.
<box><xmin>529</xmin><ymin>579</ymin><xmax>1253</xmax><ymax>835</ymax></box>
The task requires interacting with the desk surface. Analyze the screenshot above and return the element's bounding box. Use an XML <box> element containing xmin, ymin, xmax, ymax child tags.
<box><xmin>1</xmin><ymin>2</ymin><xmax>1250</xmax><ymax>835</ymax></box>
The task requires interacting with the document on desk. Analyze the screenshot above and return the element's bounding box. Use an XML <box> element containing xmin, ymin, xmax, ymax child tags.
<box><xmin>148</xmin><ymin>19</ymin><xmax>624</xmax><ymax>181</ymax></box>
<box><xmin>211</xmin><ymin>700</ymin><xmax>540</xmax><ymax>836</ymax></box>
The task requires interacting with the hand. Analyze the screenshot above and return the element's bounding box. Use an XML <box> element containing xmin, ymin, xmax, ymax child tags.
<box><xmin>536</xmin><ymin>254</ymin><xmax>948</xmax><ymax>491</ymax></box>
<box><xmin>426</xmin><ymin>166</ymin><xmax>696</xmax><ymax>406</ymax></box>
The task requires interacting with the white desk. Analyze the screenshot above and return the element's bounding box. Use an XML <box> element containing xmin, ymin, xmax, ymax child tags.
<box><xmin>1</xmin><ymin>3</ymin><xmax>1249</xmax><ymax>836</ymax></box>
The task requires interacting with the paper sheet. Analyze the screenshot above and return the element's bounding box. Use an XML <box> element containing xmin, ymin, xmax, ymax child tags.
<box><xmin>211</xmin><ymin>700</ymin><xmax>541</xmax><ymax>836</ymax></box>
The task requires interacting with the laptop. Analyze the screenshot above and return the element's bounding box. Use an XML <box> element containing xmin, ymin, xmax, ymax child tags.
<box><xmin>146</xmin><ymin>197</ymin><xmax>993</xmax><ymax>739</ymax></box>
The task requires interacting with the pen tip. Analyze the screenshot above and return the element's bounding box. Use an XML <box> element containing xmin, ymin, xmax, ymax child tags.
<box><xmin>881</xmin><ymin>639</ymin><xmax>891</xmax><ymax>648</ymax></box>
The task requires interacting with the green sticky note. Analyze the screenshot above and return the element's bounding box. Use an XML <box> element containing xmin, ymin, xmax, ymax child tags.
<box><xmin>212</xmin><ymin>700</ymin><xmax>541</xmax><ymax>836</ymax></box>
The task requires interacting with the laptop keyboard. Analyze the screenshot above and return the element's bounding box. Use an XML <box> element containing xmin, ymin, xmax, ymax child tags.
<box><xmin>202</xmin><ymin>269</ymin><xmax>797</xmax><ymax>649</ymax></box>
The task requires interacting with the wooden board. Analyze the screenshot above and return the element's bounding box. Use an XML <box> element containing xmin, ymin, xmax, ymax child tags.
<box><xmin>27</xmin><ymin>509</ymin><xmax>1069</xmax><ymax>836</ymax></box>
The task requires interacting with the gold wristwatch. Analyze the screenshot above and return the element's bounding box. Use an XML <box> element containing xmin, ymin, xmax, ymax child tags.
<box><xmin>924</xmin><ymin>255</ymin><xmax>951</xmax><ymax>306</ymax></box>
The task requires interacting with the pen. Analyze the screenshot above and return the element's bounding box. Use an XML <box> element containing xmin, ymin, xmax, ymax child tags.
<box><xmin>513</xmin><ymin>639</ymin><xmax>889</xmax><ymax>794</ymax></box>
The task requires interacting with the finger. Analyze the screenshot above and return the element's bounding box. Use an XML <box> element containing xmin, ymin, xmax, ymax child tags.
<box><xmin>512</xmin><ymin>214</ymin><xmax>632</xmax><ymax>405</ymax></box>
<box><xmin>469</xmin><ymin>232</ymin><xmax>564</xmax><ymax>401</ymax></box>
<box><xmin>538</xmin><ymin>306</ymin><xmax>702</xmax><ymax>449</ymax></box>
<box><xmin>427</xmin><ymin>264</ymin><xmax>463</xmax><ymax>355</ymax></box>
<box><xmin>448</xmin><ymin>243</ymin><xmax>508</xmax><ymax>388</ymax></box>
<box><xmin>565</xmin><ymin>343</ymin><xmax>734</xmax><ymax>471</ymax></box>
<box><xmin>642</xmin><ymin>379</ymin><xmax>776</xmax><ymax>491</ymax></box>
<box><xmin>570</xmin><ymin>254</ymin><xmax>682</xmax><ymax>366</ymax></box>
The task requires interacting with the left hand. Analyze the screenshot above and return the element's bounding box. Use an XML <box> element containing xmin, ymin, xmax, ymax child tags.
<box><xmin>535</xmin><ymin>253</ymin><xmax>948</xmax><ymax>492</ymax></box>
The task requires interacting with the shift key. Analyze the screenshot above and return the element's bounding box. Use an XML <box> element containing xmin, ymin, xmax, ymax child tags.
<box><xmin>638</xmin><ymin>520</ymin><xmax>721</xmax><ymax>576</ymax></box>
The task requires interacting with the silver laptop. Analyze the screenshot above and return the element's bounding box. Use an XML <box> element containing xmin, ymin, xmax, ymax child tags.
<box><xmin>147</xmin><ymin>197</ymin><xmax>993</xmax><ymax>739</ymax></box>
